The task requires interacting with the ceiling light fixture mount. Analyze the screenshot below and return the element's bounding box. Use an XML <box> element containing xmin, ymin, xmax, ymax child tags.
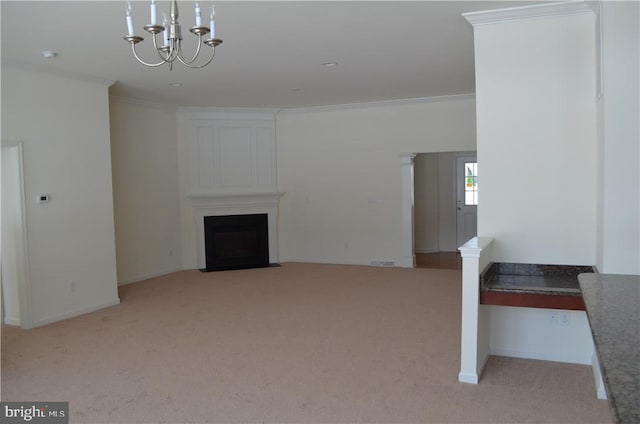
<box><xmin>123</xmin><ymin>0</ymin><xmax>222</xmax><ymax>70</ymax></box>
<box><xmin>41</xmin><ymin>50</ymin><xmax>58</xmax><ymax>59</ymax></box>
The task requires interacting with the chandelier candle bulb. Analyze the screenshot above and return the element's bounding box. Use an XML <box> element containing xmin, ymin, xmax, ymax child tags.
<box><xmin>162</xmin><ymin>14</ymin><xmax>169</xmax><ymax>46</ymax></box>
<box><xmin>209</xmin><ymin>5</ymin><xmax>215</xmax><ymax>37</ymax></box>
<box><xmin>195</xmin><ymin>2</ymin><xmax>202</xmax><ymax>27</ymax></box>
<box><xmin>150</xmin><ymin>0</ymin><xmax>157</xmax><ymax>25</ymax></box>
<box><xmin>126</xmin><ymin>2</ymin><xmax>134</xmax><ymax>35</ymax></box>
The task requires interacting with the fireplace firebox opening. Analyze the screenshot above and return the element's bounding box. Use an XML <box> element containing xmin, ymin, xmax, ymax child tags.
<box><xmin>202</xmin><ymin>214</ymin><xmax>269</xmax><ymax>272</ymax></box>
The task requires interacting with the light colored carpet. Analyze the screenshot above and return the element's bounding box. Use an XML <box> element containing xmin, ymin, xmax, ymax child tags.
<box><xmin>1</xmin><ymin>263</ymin><xmax>611</xmax><ymax>423</ymax></box>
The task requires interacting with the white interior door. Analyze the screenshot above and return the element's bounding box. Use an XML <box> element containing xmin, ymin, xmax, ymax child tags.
<box><xmin>456</xmin><ymin>156</ymin><xmax>478</xmax><ymax>247</ymax></box>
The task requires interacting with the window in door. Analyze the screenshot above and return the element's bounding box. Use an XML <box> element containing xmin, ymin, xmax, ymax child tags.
<box><xmin>464</xmin><ymin>162</ymin><xmax>478</xmax><ymax>206</ymax></box>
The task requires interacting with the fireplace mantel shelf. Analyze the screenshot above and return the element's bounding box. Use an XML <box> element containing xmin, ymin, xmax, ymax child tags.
<box><xmin>189</xmin><ymin>192</ymin><xmax>284</xmax><ymax>206</ymax></box>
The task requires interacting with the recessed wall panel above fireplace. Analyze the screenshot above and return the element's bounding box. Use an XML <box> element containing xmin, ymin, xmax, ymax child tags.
<box><xmin>188</xmin><ymin>112</ymin><xmax>276</xmax><ymax>196</ymax></box>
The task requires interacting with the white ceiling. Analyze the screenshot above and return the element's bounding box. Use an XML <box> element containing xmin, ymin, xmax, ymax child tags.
<box><xmin>1</xmin><ymin>1</ymin><xmax>546</xmax><ymax>108</ymax></box>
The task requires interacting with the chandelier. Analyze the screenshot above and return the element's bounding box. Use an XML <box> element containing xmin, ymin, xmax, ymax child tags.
<box><xmin>123</xmin><ymin>0</ymin><xmax>222</xmax><ymax>70</ymax></box>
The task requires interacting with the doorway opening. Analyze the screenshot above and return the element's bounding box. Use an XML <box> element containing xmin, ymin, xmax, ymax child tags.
<box><xmin>412</xmin><ymin>151</ymin><xmax>477</xmax><ymax>270</ymax></box>
<box><xmin>1</xmin><ymin>142</ymin><xmax>32</xmax><ymax>328</ymax></box>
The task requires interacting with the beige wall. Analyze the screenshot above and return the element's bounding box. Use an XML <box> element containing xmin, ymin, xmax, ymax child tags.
<box><xmin>109</xmin><ymin>98</ymin><xmax>182</xmax><ymax>284</ymax></box>
<box><xmin>474</xmin><ymin>13</ymin><xmax>597</xmax><ymax>265</ymax></box>
<box><xmin>414</xmin><ymin>153</ymin><xmax>440</xmax><ymax>253</ymax></box>
<box><xmin>1</xmin><ymin>67</ymin><xmax>119</xmax><ymax>326</ymax></box>
<box><xmin>275</xmin><ymin>97</ymin><xmax>476</xmax><ymax>265</ymax></box>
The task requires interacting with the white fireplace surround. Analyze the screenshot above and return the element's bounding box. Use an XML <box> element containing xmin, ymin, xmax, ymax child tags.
<box><xmin>190</xmin><ymin>193</ymin><xmax>282</xmax><ymax>269</ymax></box>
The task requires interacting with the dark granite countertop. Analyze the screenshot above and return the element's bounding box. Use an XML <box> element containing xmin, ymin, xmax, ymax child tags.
<box><xmin>480</xmin><ymin>263</ymin><xmax>592</xmax><ymax>296</ymax></box>
<box><xmin>579</xmin><ymin>273</ymin><xmax>640</xmax><ymax>424</ymax></box>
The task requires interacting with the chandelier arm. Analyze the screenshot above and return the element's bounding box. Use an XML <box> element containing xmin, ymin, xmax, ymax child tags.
<box><xmin>131</xmin><ymin>43</ymin><xmax>169</xmax><ymax>67</ymax></box>
<box><xmin>176</xmin><ymin>35</ymin><xmax>204</xmax><ymax>65</ymax></box>
<box><xmin>151</xmin><ymin>33</ymin><xmax>171</xmax><ymax>62</ymax></box>
<box><xmin>177</xmin><ymin>45</ymin><xmax>217</xmax><ymax>69</ymax></box>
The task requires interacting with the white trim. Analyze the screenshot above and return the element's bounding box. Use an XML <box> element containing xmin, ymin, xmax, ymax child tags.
<box><xmin>32</xmin><ymin>298</ymin><xmax>121</xmax><ymax>328</ymax></box>
<box><xmin>189</xmin><ymin>192</ymin><xmax>284</xmax><ymax>204</ymax></box>
<box><xmin>400</xmin><ymin>153</ymin><xmax>417</xmax><ymax>269</ymax></box>
<box><xmin>459</xmin><ymin>352</ymin><xmax>490</xmax><ymax>384</ymax></box>
<box><xmin>1</xmin><ymin>142</ymin><xmax>34</xmax><ymax>329</ymax></box>
<box><xmin>463</xmin><ymin>1</ymin><xmax>594</xmax><ymax>27</ymax></box>
<box><xmin>459</xmin><ymin>237</ymin><xmax>495</xmax><ymax>258</ymax></box>
<box><xmin>278</xmin><ymin>258</ymin><xmax>373</xmax><ymax>267</ymax></box>
<box><xmin>117</xmin><ymin>267</ymin><xmax>184</xmax><ymax>286</ymax></box>
<box><xmin>458</xmin><ymin>372</ymin><xmax>480</xmax><ymax>384</ymax></box>
<box><xmin>591</xmin><ymin>347</ymin><xmax>608</xmax><ymax>399</ymax></box>
<box><xmin>2</xmin><ymin>63</ymin><xmax>115</xmax><ymax>87</ymax></box>
<box><xmin>3</xmin><ymin>317</ymin><xmax>20</xmax><ymax>326</ymax></box>
<box><xmin>177</xmin><ymin>107</ymin><xmax>280</xmax><ymax>117</ymax></box>
<box><xmin>594</xmin><ymin>0</ymin><xmax>604</xmax><ymax>99</ymax></box>
<box><xmin>277</xmin><ymin>93</ymin><xmax>476</xmax><ymax>115</ymax></box>
<box><xmin>191</xmin><ymin>193</ymin><xmax>282</xmax><ymax>269</ymax></box>
<box><xmin>110</xmin><ymin>95</ymin><xmax>177</xmax><ymax>113</ymax></box>
<box><xmin>490</xmin><ymin>347</ymin><xmax>592</xmax><ymax>365</ymax></box>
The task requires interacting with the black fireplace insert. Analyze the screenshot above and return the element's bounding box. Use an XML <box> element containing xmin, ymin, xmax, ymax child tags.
<box><xmin>203</xmin><ymin>214</ymin><xmax>269</xmax><ymax>272</ymax></box>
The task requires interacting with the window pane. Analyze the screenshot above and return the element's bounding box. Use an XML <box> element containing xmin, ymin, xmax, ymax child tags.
<box><xmin>465</xmin><ymin>192</ymin><xmax>475</xmax><ymax>205</ymax></box>
<box><xmin>463</xmin><ymin>161</ymin><xmax>478</xmax><ymax>205</ymax></box>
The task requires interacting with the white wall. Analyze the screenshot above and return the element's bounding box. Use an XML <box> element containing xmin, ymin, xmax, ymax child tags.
<box><xmin>596</xmin><ymin>1</ymin><xmax>640</xmax><ymax>274</ymax></box>
<box><xmin>109</xmin><ymin>97</ymin><xmax>182</xmax><ymax>284</ymax></box>
<box><xmin>489</xmin><ymin>306</ymin><xmax>595</xmax><ymax>365</ymax></box>
<box><xmin>1</xmin><ymin>67</ymin><xmax>119</xmax><ymax>326</ymax></box>
<box><xmin>474</xmin><ymin>13</ymin><xmax>597</xmax><ymax>265</ymax></box>
<box><xmin>274</xmin><ymin>97</ymin><xmax>477</xmax><ymax>266</ymax></box>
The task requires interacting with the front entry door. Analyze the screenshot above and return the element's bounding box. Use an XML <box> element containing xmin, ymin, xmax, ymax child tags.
<box><xmin>456</xmin><ymin>156</ymin><xmax>478</xmax><ymax>247</ymax></box>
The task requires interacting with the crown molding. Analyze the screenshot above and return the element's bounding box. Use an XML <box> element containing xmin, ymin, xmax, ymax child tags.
<box><xmin>177</xmin><ymin>106</ymin><xmax>281</xmax><ymax>115</ymax></box>
<box><xmin>110</xmin><ymin>95</ymin><xmax>177</xmax><ymax>113</ymax></box>
<box><xmin>1</xmin><ymin>62</ymin><xmax>115</xmax><ymax>87</ymax></box>
<box><xmin>277</xmin><ymin>93</ymin><xmax>476</xmax><ymax>115</ymax></box>
<box><xmin>462</xmin><ymin>1</ymin><xmax>594</xmax><ymax>27</ymax></box>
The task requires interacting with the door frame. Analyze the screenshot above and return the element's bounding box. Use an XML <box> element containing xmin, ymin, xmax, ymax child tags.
<box><xmin>1</xmin><ymin>141</ymin><xmax>34</xmax><ymax>328</ymax></box>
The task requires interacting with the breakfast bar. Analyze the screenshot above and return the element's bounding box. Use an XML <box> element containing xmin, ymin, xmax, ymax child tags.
<box><xmin>579</xmin><ymin>273</ymin><xmax>640</xmax><ymax>424</ymax></box>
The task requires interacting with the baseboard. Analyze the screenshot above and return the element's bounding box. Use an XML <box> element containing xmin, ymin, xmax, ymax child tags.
<box><xmin>478</xmin><ymin>351</ymin><xmax>490</xmax><ymax>379</ymax></box>
<box><xmin>278</xmin><ymin>257</ymin><xmax>372</xmax><ymax>266</ymax></box>
<box><xmin>490</xmin><ymin>347</ymin><xmax>591</xmax><ymax>365</ymax></box>
<box><xmin>591</xmin><ymin>349</ymin><xmax>608</xmax><ymax>399</ymax></box>
<box><xmin>118</xmin><ymin>267</ymin><xmax>184</xmax><ymax>286</ymax></box>
<box><xmin>397</xmin><ymin>255</ymin><xmax>416</xmax><ymax>268</ymax></box>
<box><xmin>458</xmin><ymin>372</ymin><xmax>479</xmax><ymax>384</ymax></box>
<box><xmin>2</xmin><ymin>317</ymin><xmax>20</xmax><ymax>326</ymax></box>
<box><xmin>33</xmin><ymin>298</ymin><xmax>121</xmax><ymax>328</ymax></box>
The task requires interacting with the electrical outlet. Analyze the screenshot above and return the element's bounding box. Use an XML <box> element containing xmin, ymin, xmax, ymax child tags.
<box><xmin>549</xmin><ymin>310</ymin><xmax>558</xmax><ymax>325</ymax></box>
<box><xmin>70</xmin><ymin>281</ymin><xmax>77</xmax><ymax>293</ymax></box>
<box><xmin>559</xmin><ymin>311</ymin><xmax>571</xmax><ymax>327</ymax></box>
<box><xmin>169</xmin><ymin>249</ymin><xmax>174</xmax><ymax>257</ymax></box>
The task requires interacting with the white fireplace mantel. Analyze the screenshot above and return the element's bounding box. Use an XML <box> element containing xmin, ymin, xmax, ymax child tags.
<box><xmin>190</xmin><ymin>192</ymin><xmax>283</xmax><ymax>269</ymax></box>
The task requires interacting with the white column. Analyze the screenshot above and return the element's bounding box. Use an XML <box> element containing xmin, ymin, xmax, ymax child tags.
<box><xmin>458</xmin><ymin>236</ymin><xmax>493</xmax><ymax>384</ymax></box>
<box><xmin>399</xmin><ymin>153</ymin><xmax>416</xmax><ymax>268</ymax></box>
